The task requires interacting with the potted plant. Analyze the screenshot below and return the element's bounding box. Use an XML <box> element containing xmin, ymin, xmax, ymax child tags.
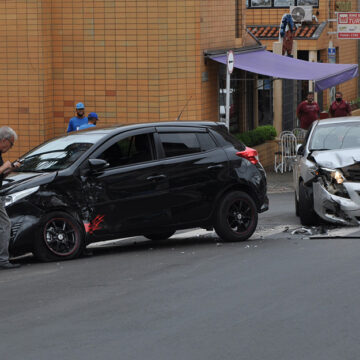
<box><xmin>350</xmin><ymin>98</ymin><xmax>360</xmax><ymax>111</ymax></box>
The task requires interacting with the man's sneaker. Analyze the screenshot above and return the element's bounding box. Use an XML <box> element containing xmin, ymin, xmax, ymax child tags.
<box><xmin>0</xmin><ymin>262</ymin><xmax>21</xmax><ymax>270</ymax></box>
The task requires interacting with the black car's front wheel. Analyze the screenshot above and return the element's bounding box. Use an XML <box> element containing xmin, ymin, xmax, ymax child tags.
<box><xmin>214</xmin><ymin>191</ymin><xmax>258</xmax><ymax>242</ymax></box>
<box><xmin>33</xmin><ymin>211</ymin><xmax>85</xmax><ymax>262</ymax></box>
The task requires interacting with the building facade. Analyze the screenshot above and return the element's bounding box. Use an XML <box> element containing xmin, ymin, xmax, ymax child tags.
<box><xmin>0</xmin><ymin>0</ymin><xmax>358</xmax><ymax>160</ymax></box>
<box><xmin>246</xmin><ymin>0</ymin><xmax>359</xmax><ymax>131</ymax></box>
<box><xmin>1</xmin><ymin>0</ymin><xmax>248</xmax><ymax>160</ymax></box>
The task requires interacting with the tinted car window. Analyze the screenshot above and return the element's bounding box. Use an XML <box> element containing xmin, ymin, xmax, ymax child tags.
<box><xmin>159</xmin><ymin>133</ymin><xmax>201</xmax><ymax>157</ymax></box>
<box><xmin>18</xmin><ymin>133</ymin><xmax>105</xmax><ymax>172</ymax></box>
<box><xmin>196</xmin><ymin>132</ymin><xmax>217</xmax><ymax>151</ymax></box>
<box><xmin>211</xmin><ymin>125</ymin><xmax>246</xmax><ymax>151</ymax></box>
<box><xmin>99</xmin><ymin>133</ymin><xmax>154</xmax><ymax>168</ymax></box>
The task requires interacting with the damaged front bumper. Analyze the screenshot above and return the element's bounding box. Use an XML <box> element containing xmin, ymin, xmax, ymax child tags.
<box><xmin>313</xmin><ymin>181</ymin><xmax>360</xmax><ymax>226</ymax></box>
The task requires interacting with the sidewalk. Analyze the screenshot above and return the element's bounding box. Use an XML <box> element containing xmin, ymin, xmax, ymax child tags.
<box><xmin>265</xmin><ymin>169</ymin><xmax>294</xmax><ymax>194</ymax></box>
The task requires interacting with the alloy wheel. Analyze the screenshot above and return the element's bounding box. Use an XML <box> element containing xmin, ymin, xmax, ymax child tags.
<box><xmin>43</xmin><ymin>217</ymin><xmax>80</xmax><ymax>256</ymax></box>
<box><xmin>227</xmin><ymin>199</ymin><xmax>253</xmax><ymax>234</ymax></box>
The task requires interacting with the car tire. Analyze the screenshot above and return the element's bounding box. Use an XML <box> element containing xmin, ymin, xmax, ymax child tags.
<box><xmin>295</xmin><ymin>191</ymin><xmax>299</xmax><ymax>217</ymax></box>
<box><xmin>298</xmin><ymin>181</ymin><xmax>319</xmax><ymax>226</ymax></box>
<box><xmin>144</xmin><ymin>231</ymin><xmax>175</xmax><ymax>241</ymax></box>
<box><xmin>33</xmin><ymin>211</ymin><xmax>85</xmax><ymax>262</ymax></box>
<box><xmin>214</xmin><ymin>191</ymin><xmax>258</xmax><ymax>242</ymax></box>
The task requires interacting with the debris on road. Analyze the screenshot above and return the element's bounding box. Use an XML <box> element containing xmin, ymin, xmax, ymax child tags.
<box><xmin>291</xmin><ymin>227</ymin><xmax>313</xmax><ymax>235</ymax></box>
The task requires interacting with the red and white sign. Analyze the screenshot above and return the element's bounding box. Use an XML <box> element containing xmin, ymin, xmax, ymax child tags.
<box><xmin>337</xmin><ymin>12</ymin><xmax>360</xmax><ymax>39</ymax></box>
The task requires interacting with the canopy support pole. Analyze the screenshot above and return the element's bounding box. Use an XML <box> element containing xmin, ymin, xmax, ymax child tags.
<box><xmin>273</xmin><ymin>42</ymin><xmax>283</xmax><ymax>136</ymax></box>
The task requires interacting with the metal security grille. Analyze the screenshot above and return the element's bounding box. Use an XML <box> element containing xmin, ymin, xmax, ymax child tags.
<box><xmin>282</xmin><ymin>79</ymin><xmax>296</xmax><ymax>130</ymax></box>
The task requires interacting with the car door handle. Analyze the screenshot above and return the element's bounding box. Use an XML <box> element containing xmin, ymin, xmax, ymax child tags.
<box><xmin>146</xmin><ymin>174</ymin><xmax>167</xmax><ymax>182</ymax></box>
<box><xmin>207</xmin><ymin>164</ymin><xmax>224</xmax><ymax>170</ymax></box>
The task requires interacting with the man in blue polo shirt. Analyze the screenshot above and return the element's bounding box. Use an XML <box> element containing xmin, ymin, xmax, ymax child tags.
<box><xmin>78</xmin><ymin>112</ymin><xmax>98</xmax><ymax>130</ymax></box>
<box><xmin>67</xmin><ymin>102</ymin><xmax>88</xmax><ymax>132</ymax></box>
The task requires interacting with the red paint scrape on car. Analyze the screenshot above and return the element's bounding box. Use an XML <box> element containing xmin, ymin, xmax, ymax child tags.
<box><xmin>84</xmin><ymin>214</ymin><xmax>105</xmax><ymax>234</ymax></box>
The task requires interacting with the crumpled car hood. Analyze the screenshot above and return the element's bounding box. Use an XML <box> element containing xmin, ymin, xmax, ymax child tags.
<box><xmin>312</xmin><ymin>149</ymin><xmax>360</xmax><ymax>169</ymax></box>
<box><xmin>0</xmin><ymin>171</ymin><xmax>57</xmax><ymax>195</ymax></box>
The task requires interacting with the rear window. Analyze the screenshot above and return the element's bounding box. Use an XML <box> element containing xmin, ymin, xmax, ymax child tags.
<box><xmin>159</xmin><ymin>133</ymin><xmax>201</xmax><ymax>157</ymax></box>
<box><xmin>196</xmin><ymin>132</ymin><xmax>217</xmax><ymax>151</ymax></box>
<box><xmin>158</xmin><ymin>132</ymin><xmax>218</xmax><ymax>157</ymax></box>
<box><xmin>212</xmin><ymin>125</ymin><xmax>246</xmax><ymax>151</ymax></box>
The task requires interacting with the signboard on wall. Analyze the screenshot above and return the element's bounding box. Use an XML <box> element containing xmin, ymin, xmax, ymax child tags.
<box><xmin>337</xmin><ymin>12</ymin><xmax>360</xmax><ymax>39</ymax></box>
<box><xmin>328</xmin><ymin>47</ymin><xmax>336</xmax><ymax>63</ymax></box>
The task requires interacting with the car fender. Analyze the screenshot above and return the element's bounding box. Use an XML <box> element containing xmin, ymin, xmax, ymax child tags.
<box><xmin>297</xmin><ymin>156</ymin><xmax>317</xmax><ymax>191</ymax></box>
<box><xmin>211</xmin><ymin>162</ymin><xmax>266</xmax><ymax>213</ymax></box>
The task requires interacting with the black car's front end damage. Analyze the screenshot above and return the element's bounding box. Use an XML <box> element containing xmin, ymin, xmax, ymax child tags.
<box><xmin>1</xmin><ymin>172</ymin><xmax>88</xmax><ymax>257</ymax></box>
<box><xmin>8</xmin><ymin>210</ymin><xmax>42</xmax><ymax>256</ymax></box>
<box><xmin>309</xmin><ymin>150</ymin><xmax>360</xmax><ymax>225</ymax></box>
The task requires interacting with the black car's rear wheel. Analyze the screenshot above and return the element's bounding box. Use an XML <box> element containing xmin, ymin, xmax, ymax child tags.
<box><xmin>214</xmin><ymin>191</ymin><xmax>258</xmax><ymax>242</ymax></box>
<box><xmin>144</xmin><ymin>231</ymin><xmax>175</xmax><ymax>241</ymax></box>
<box><xmin>33</xmin><ymin>211</ymin><xmax>85</xmax><ymax>262</ymax></box>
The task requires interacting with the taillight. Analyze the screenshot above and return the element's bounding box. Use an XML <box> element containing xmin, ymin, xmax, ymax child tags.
<box><xmin>236</xmin><ymin>146</ymin><xmax>259</xmax><ymax>165</ymax></box>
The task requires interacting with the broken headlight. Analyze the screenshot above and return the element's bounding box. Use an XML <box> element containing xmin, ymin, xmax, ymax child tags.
<box><xmin>4</xmin><ymin>186</ymin><xmax>40</xmax><ymax>207</ymax></box>
<box><xmin>319</xmin><ymin>167</ymin><xmax>349</xmax><ymax>198</ymax></box>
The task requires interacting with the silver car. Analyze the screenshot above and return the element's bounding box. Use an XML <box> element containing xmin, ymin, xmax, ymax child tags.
<box><xmin>294</xmin><ymin>117</ymin><xmax>360</xmax><ymax>226</ymax></box>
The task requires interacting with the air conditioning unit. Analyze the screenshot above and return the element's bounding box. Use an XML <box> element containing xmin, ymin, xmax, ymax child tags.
<box><xmin>290</xmin><ymin>6</ymin><xmax>313</xmax><ymax>23</ymax></box>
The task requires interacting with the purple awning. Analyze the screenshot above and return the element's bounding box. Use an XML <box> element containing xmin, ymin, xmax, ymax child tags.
<box><xmin>210</xmin><ymin>49</ymin><xmax>358</xmax><ymax>92</ymax></box>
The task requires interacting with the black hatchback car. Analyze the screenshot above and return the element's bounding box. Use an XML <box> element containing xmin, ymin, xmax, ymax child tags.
<box><xmin>2</xmin><ymin>121</ymin><xmax>268</xmax><ymax>261</ymax></box>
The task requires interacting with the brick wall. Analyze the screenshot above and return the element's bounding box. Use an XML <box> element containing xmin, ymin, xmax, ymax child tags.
<box><xmin>2</xmin><ymin>0</ymin><xmax>245</xmax><ymax>161</ymax></box>
<box><xmin>0</xmin><ymin>0</ymin><xmax>49</xmax><ymax>160</ymax></box>
<box><xmin>254</xmin><ymin>140</ymin><xmax>278</xmax><ymax>171</ymax></box>
<box><xmin>50</xmin><ymin>0</ymin><xmax>203</xmax><ymax>127</ymax></box>
<box><xmin>200</xmin><ymin>0</ymin><xmax>240</xmax><ymax>122</ymax></box>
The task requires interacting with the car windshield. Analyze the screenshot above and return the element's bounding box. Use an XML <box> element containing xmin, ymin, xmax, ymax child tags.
<box><xmin>17</xmin><ymin>133</ymin><xmax>104</xmax><ymax>172</ymax></box>
<box><xmin>309</xmin><ymin>122</ymin><xmax>360</xmax><ymax>151</ymax></box>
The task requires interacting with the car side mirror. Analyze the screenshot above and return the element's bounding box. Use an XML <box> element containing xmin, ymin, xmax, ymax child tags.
<box><xmin>88</xmin><ymin>158</ymin><xmax>109</xmax><ymax>172</ymax></box>
<box><xmin>296</xmin><ymin>144</ymin><xmax>304</xmax><ymax>156</ymax></box>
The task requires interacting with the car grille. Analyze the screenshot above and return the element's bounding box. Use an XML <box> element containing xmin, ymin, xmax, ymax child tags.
<box><xmin>342</xmin><ymin>164</ymin><xmax>360</xmax><ymax>182</ymax></box>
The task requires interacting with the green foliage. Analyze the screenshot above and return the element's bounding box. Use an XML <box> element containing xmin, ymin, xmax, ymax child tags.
<box><xmin>233</xmin><ymin>125</ymin><xmax>277</xmax><ymax>147</ymax></box>
<box><xmin>350</xmin><ymin>97</ymin><xmax>360</xmax><ymax>108</ymax></box>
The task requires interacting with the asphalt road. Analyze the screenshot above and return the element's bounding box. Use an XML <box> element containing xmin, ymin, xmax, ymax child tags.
<box><xmin>2</xmin><ymin>192</ymin><xmax>360</xmax><ymax>360</ymax></box>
